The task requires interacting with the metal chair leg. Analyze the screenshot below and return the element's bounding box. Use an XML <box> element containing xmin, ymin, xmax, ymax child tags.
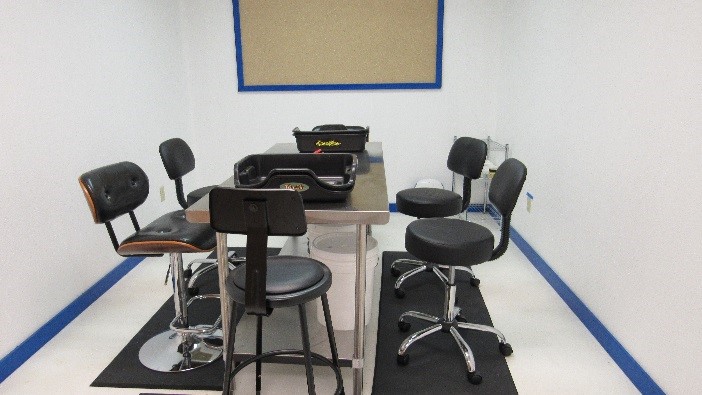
<box><xmin>222</xmin><ymin>303</ymin><xmax>239</xmax><ymax>395</ymax></box>
<box><xmin>298</xmin><ymin>303</ymin><xmax>316</xmax><ymax>395</ymax></box>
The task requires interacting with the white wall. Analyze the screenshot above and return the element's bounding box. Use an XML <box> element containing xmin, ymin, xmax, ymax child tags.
<box><xmin>0</xmin><ymin>0</ymin><xmax>507</xmax><ymax>360</ymax></box>
<box><xmin>4</xmin><ymin>1</ymin><xmax>698</xmax><ymax>392</ymax></box>
<box><xmin>0</xmin><ymin>1</ymin><xmax>188</xmax><ymax>357</ymax></box>
<box><xmin>499</xmin><ymin>1</ymin><xmax>702</xmax><ymax>392</ymax></box>
<box><xmin>178</xmin><ymin>0</ymin><xmax>507</xmax><ymax>195</ymax></box>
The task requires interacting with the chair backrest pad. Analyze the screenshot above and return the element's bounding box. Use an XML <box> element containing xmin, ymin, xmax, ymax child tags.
<box><xmin>79</xmin><ymin>161</ymin><xmax>149</xmax><ymax>224</ymax></box>
<box><xmin>446</xmin><ymin>137</ymin><xmax>488</xmax><ymax>179</ymax></box>
<box><xmin>209</xmin><ymin>188</ymin><xmax>307</xmax><ymax>236</ymax></box>
<box><xmin>489</xmin><ymin>158</ymin><xmax>527</xmax><ymax>217</ymax></box>
<box><xmin>159</xmin><ymin>138</ymin><xmax>196</xmax><ymax>180</ymax></box>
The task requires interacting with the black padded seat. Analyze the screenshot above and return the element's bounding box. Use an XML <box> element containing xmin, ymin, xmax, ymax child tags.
<box><xmin>118</xmin><ymin>211</ymin><xmax>215</xmax><ymax>256</ymax></box>
<box><xmin>396</xmin><ymin>188</ymin><xmax>462</xmax><ymax>219</ymax></box>
<box><xmin>406</xmin><ymin>218</ymin><xmax>494</xmax><ymax>267</ymax></box>
<box><xmin>228</xmin><ymin>256</ymin><xmax>332</xmax><ymax>308</ymax></box>
<box><xmin>395</xmin><ymin>137</ymin><xmax>487</xmax><ymax>219</ymax></box>
<box><xmin>391</xmin><ymin>137</ymin><xmax>489</xmax><ymax>297</ymax></box>
<box><xmin>186</xmin><ymin>185</ymin><xmax>215</xmax><ymax>207</ymax></box>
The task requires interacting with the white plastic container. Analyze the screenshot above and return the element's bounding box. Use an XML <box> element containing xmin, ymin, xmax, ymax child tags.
<box><xmin>306</xmin><ymin>224</ymin><xmax>356</xmax><ymax>245</ymax></box>
<box><xmin>310</xmin><ymin>232</ymin><xmax>379</xmax><ymax>330</ymax></box>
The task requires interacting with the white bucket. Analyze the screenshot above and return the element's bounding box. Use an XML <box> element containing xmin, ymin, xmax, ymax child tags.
<box><xmin>310</xmin><ymin>232</ymin><xmax>379</xmax><ymax>330</ymax></box>
<box><xmin>306</xmin><ymin>224</ymin><xmax>356</xmax><ymax>246</ymax></box>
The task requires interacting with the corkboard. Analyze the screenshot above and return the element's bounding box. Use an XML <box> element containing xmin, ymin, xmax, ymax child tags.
<box><xmin>233</xmin><ymin>0</ymin><xmax>443</xmax><ymax>91</ymax></box>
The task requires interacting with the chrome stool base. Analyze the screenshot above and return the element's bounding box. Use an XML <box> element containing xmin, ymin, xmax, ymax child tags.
<box><xmin>138</xmin><ymin>329</ymin><xmax>222</xmax><ymax>372</ymax></box>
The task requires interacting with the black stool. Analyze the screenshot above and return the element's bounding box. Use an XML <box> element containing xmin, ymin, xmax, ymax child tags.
<box><xmin>392</xmin><ymin>137</ymin><xmax>488</xmax><ymax>296</ymax></box>
<box><xmin>79</xmin><ymin>161</ymin><xmax>222</xmax><ymax>372</ymax></box>
<box><xmin>159</xmin><ymin>137</ymin><xmax>243</xmax><ymax>296</ymax></box>
<box><xmin>396</xmin><ymin>158</ymin><xmax>527</xmax><ymax>384</ymax></box>
<box><xmin>209</xmin><ymin>187</ymin><xmax>344</xmax><ymax>395</ymax></box>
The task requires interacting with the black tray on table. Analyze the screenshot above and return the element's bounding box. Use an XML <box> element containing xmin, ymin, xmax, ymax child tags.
<box><xmin>293</xmin><ymin>125</ymin><xmax>369</xmax><ymax>153</ymax></box>
<box><xmin>233</xmin><ymin>153</ymin><xmax>357</xmax><ymax>202</ymax></box>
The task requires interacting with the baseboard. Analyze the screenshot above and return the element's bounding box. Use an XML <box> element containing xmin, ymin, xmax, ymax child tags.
<box><xmin>0</xmin><ymin>256</ymin><xmax>144</xmax><ymax>384</ymax></box>
<box><xmin>509</xmin><ymin>227</ymin><xmax>664</xmax><ymax>395</ymax></box>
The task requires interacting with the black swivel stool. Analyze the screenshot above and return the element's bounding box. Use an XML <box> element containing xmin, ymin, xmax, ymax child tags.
<box><xmin>392</xmin><ymin>137</ymin><xmax>488</xmax><ymax>296</ymax></box>
<box><xmin>396</xmin><ymin>158</ymin><xmax>527</xmax><ymax>385</ymax></box>
<box><xmin>79</xmin><ymin>161</ymin><xmax>222</xmax><ymax>372</ymax></box>
<box><xmin>209</xmin><ymin>187</ymin><xmax>344</xmax><ymax>395</ymax></box>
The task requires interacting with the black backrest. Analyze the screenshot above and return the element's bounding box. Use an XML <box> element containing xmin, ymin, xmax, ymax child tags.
<box><xmin>488</xmin><ymin>158</ymin><xmax>527</xmax><ymax>260</ymax></box>
<box><xmin>489</xmin><ymin>158</ymin><xmax>527</xmax><ymax>218</ymax></box>
<box><xmin>79</xmin><ymin>161</ymin><xmax>149</xmax><ymax>224</ymax></box>
<box><xmin>446</xmin><ymin>137</ymin><xmax>488</xmax><ymax>178</ymax></box>
<box><xmin>159</xmin><ymin>138</ymin><xmax>196</xmax><ymax>208</ymax></box>
<box><xmin>446</xmin><ymin>137</ymin><xmax>488</xmax><ymax>211</ymax></box>
<box><xmin>159</xmin><ymin>138</ymin><xmax>196</xmax><ymax>180</ymax></box>
<box><xmin>209</xmin><ymin>188</ymin><xmax>307</xmax><ymax>236</ymax></box>
<box><xmin>209</xmin><ymin>187</ymin><xmax>307</xmax><ymax>315</ymax></box>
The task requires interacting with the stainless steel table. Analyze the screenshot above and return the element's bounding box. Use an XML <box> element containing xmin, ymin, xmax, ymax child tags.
<box><xmin>185</xmin><ymin>142</ymin><xmax>389</xmax><ymax>394</ymax></box>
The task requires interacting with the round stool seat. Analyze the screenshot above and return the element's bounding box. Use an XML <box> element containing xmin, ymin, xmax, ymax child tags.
<box><xmin>226</xmin><ymin>255</ymin><xmax>332</xmax><ymax>309</ymax></box>
<box><xmin>396</xmin><ymin>188</ymin><xmax>463</xmax><ymax>218</ymax></box>
<box><xmin>187</xmin><ymin>185</ymin><xmax>216</xmax><ymax>207</ymax></box>
<box><xmin>406</xmin><ymin>218</ymin><xmax>495</xmax><ymax>267</ymax></box>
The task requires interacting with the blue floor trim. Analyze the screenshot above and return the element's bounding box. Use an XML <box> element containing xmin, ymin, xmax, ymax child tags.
<box><xmin>510</xmin><ymin>227</ymin><xmax>664</xmax><ymax>395</ymax></box>
<box><xmin>0</xmin><ymin>256</ymin><xmax>144</xmax><ymax>384</ymax></box>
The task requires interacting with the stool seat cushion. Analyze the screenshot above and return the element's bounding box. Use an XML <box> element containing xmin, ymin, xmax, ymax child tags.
<box><xmin>406</xmin><ymin>218</ymin><xmax>494</xmax><ymax>267</ymax></box>
<box><xmin>396</xmin><ymin>188</ymin><xmax>463</xmax><ymax>218</ymax></box>
<box><xmin>117</xmin><ymin>210</ymin><xmax>216</xmax><ymax>255</ymax></box>
<box><xmin>227</xmin><ymin>256</ymin><xmax>332</xmax><ymax>308</ymax></box>
<box><xmin>186</xmin><ymin>185</ymin><xmax>216</xmax><ymax>207</ymax></box>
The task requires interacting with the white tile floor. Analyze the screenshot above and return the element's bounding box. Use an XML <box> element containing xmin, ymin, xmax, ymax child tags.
<box><xmin>0</xmin><ymin>213</ymin><xmax>639</xmax><ymax>394</ymax></box>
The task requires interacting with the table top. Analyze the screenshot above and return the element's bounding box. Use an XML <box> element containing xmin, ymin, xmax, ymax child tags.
<box><xmin>185</xmin><ymin>142</ymin><xmax>390</xmax><ymax>226</ymax></box>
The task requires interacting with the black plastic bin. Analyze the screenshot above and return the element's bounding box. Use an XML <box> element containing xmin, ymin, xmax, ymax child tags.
<box><xmin>293</xmin><ymin>125</ymin><xmax>369</xmax><ymax>152</ymax></box>
<box><xmin>233</xmin><ymin>153</ymin><xmax>357</xmax><ymax>202</ymax></box>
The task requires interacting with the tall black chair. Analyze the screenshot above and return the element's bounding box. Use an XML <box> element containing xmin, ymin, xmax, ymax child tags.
<box><xmin>396</xmin><ymin>158</ymin><xmax>527</xmax><ymax>384</ymax></box>
<box><xmin>159</xmin><ymin>137</ymin><xmax>242</xmax><ymax>294</ymax></box>
<box><xmin>159</xmin><ymin>137</ymin><xmax>216</xmax><ymax>209</ymax></box>
<box><xmin>391</xmin><ymin>137</ymin><xmax>488</xmax><ymax>297</ymax></box>
<box><xmin>79</xmin><ymin>161</ymin><xmax>222</xmax><ymax>372</ymax></box>
<box><xmin>209</xmin><ymin>187</ymin><xmax>344</xmax><ymax>395</ymax></box>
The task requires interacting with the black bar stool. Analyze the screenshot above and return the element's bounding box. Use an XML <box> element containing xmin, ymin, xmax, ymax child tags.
<box><xmin>79</xmin><ymin>161</ymin><xmax>222</xmax><ymax>372</ymax></box>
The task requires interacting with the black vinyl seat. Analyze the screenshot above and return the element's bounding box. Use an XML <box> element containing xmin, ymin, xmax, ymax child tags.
<box><xmin>391</xmin><ymin>137</ymin><xmax>488</xmax><ymax>296</ymax></box>
<box><xmin>209</xmin><ymin>187</ymin><xmax>344</xmax><ymax>395</ymax></box>
<box><xmin>78</xmin><ymin>161</ymin><xmax>222</xmax><ymax>372</ymax></box>
<box><xmin>396</xmin><ymin>158</ymin><xmax>527</xmax><ymax>385</ymax></box>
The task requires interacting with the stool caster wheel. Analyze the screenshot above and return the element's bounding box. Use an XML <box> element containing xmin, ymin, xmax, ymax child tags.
<box><xmin>188</xmin><ymin>287</ymin><xmax>199</xmax><ymax>296</ymax></box>
<box><xmin>397</xmin><ymin>353</ymin><xmax>409</xmax><ymax>365</ymax></box>
<box><xmin>394</xmin><ymin>287</ymin><xmax>406</xmax><ymax>298</ymax></box>
<box><xmin>499</xmin><ymin>342</ymin><xmax>513</xmax><ymax>356</ymax></box>
<box><xmin>390</xmin><ymin>266</ymin><xmax>401</xmax><ymax>277</ymax></box>
<box><xmin>470</xmin><ymin>276</ymin><xmax>481</xmax><ymax>287</ymax></box>
<box><xmin>467</xmin><ymin>371</ymin><xmax>482</xmax><ymax>385</ymax></box>
<box><xmin>398</xmin><ymin>321</ymin><xmax>411</xmax><ymax>332</ymax></box>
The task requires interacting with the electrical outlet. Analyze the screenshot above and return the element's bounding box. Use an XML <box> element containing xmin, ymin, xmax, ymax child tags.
<box><xmin>526</xmin><ymin>192</ymin><xmax>533</xmax><ymax>213</ymax></box>
<box><xmin>160</xmin><ymin>186</ymin><xmax>166</xmax><ymax>202</ymax></box>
